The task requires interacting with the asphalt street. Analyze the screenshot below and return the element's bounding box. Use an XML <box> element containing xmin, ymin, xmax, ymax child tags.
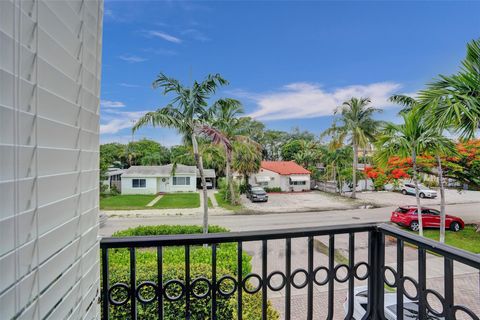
<box><xmin>99</xmin><ymin>202</ymin><xmax>480</xmax><ymax>236</ymax></box>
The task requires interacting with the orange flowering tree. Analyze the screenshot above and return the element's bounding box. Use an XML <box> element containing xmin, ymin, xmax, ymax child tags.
<box><xmin>368</xmin><ymin>140</ymin><xmax>480</xmax><ymax>189</ymax></box>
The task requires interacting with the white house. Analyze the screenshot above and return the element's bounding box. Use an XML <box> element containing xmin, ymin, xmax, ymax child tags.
<box><xmin>102</xmin><ymin>168</ymin><xmax>125</xmax><ymax>192</ymax></box>
<box><xmin>249</xmin><ymin>161</ymin><xmax>311</xmax><ymax>192</ymax></box>
<box><xmin>121</xmin><ymin>165</ymin><xmax>215</xmax><ymax>194</ymax></box>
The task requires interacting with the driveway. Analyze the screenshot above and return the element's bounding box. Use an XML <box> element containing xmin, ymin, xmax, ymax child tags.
<box><xmin>241</xmin><ymin>191</ymin><xmax>363</xmax><ymax>213</ymax></box>
<box><xmin>355</xmin><ymin>189</ymin><xmax>480</xmax><ymax>207</ymax></box>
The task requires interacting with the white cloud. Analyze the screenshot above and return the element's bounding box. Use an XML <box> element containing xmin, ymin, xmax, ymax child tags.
<box><xmin>241</xmin><ymin>82</ymin><xmax>402</xmax><ymax>121</ymax></box>
<box><xmin>101</xmin><ymin>100</ymin><xmax>125</xmax><ymax>108</ymax></box>
<box><xmin>147</xmin><ymin>31</ymin><xmax>182</xmax><ymax>43</ymax></box>
<box><xmin>100</xmin><ymin>109</ymin><xmax>147</xmax><ymax>134</ymax></box>
<box><xmin>119</xmin><ymin>54</ymin><xmax>147</xmax><ymax>63</ymax></box>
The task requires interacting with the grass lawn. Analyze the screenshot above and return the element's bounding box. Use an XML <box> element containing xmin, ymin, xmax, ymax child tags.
<box><xmin>214</xmin><ymin>192</ymin><xmax>243</xmax><ymax>212</ymax></box>
<box><xmin>410</xmin><ymin>225</ymin><xmax>480</xmax><ymax>254</ymax></box>
<box><xmin>153</xmin><ymin>192</ymin><xmax>200</xmax><ymax>209</ymax></box>
<box><xmin>100</xmin><ymin>194</ymin><xmax>156</xmax><ymax>210</ymax></box>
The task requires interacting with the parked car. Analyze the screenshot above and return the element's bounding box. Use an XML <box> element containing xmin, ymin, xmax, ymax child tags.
<box><xmin>246</xmin><ymin>185</ymin><xmax>268</xmax><ymax>202</ymax></box>
<box><xmin>344</xmin><ymin>286</ymin><xmax>443</xmax><ymax>319</ymax></box>
<box><xmin>401</xmin><ymin>183</ymin><xmax>437</xmax><ymax>198</ymax></box>
<box><xmin>390</xmin><ymin>206</ymin><xmax>464</xmax><ymax>232</ymax></box>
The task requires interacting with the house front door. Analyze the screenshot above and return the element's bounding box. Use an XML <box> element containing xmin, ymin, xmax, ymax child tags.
<box><xmin>158</xmin><ymin>177</ymin><xmax>168</xmax><ymax>193</ymax></box>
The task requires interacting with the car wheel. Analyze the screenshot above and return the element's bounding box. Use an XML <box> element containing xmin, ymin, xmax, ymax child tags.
<box><xmin>450</xmin><ymin>222</ymin><xmax>461</xmax><ymax>232</ymax></box>
<box><xmin>410</xmin><ymin>221</ymin><xmax>419</xmax><ymax>231</ymax></box>
<box><xmin>401</xmin><ymin>189</ymin><xmax>407</xmax><ymax>195</ymax></box>
<box><xmin>419</xmin><ymin>192</ymin><xmax>425</xmax><ymax>199</ymax></box>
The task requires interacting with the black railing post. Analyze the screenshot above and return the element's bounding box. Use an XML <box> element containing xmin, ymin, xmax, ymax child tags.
<box><xmin>418</xmin><ymin>248</ymin><xmax>427</xmax><ymax>319</ymax></box>
<box><xmin>211</xmin><ymin>244</ymin><xmax>217</xmax><ymax>320</ymax></box>
<box><xmin>157</xmin><ymin>246</ymin><xmax>163</xmax><ymax>319</ymax></box>
<box><xmin>396</xmin><ymin>240</ymin><xmax>404</xmax><ymax>319</ymax></box>
<box><xmin>307</xmin><ymin>236</ymin><xmax>314</xmax><ymax>320</ymax></box>
<box><xmin>326</xmin><ymin>234</ymin><xmax>335</xmax><ymax>320</ymax></box>
<box><xmin>185</xmin><ymin>245</ymin><xmax>191</xmax><ymax>320</ymax></box>
<box><xmin>262</xmin><ymin>240</ymin><xmax>268</xmax><ymax>320</ymax></box>
<box><xmin>444</xmin><ymin>257</ymin><xmax>454</xmax><ymax>319</ymax></box>
<box><xmin>130</xmin><ymin>247</ymin><xmax>137</xmax><ymax>320</ymax></box>
<box><xmin>237</xmin><ymin>241</ymin><xmax>243</xmax><ymax>320</ymax></box>
<box><xmin>345</xmin><ymin>233</ymin><xmax>355</xmax><ymax>319</ymax></box>
<box><xmin>285</xmin><ymin>238</ymin><xmax>291</xmax><ymax>320</ymax></box>
<box><xmin>366</xmin><ymin>229</ymin><xmax>384</xmax><ymax>320</ymax></box>
<box><xmin>101</xmin><ymin>248</ymin><xmax>109</xmax><ymax>320</ymax></box>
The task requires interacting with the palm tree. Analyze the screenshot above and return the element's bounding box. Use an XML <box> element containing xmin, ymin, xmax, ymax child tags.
<box><xmin>323</xmin><ymin>98</ymin><xmax>382</xmax><ymax>198</ymax></box>
<box><xmin>418</xmin><ymin>38</ymin><xmax>480</xmax><ymax>139</ymax></box>
<box><xmin>207</xmin><ymin>99</ymin><xmax>262</xmax><ymax>204</ymax></box>
<box><xmin>232</xmin><ymin>141</ymin><xmax>262</xmax><ymax>186</ymax></box>
<box><xmin>376</xmin><ymin>109</ymin><xmax>455</xmax><ymax>237</ymax></box>
<box><xmin>208</xmin><ymin>99</ymin><xmax>243</xmax><ymax>202</ymax></box>
<box><xmin>133</xmin><ymin>73</ymin><xmax>228</xmax><ymax>234</ymax></box>
<box><xmin>390</xmin><ymin>95</ymin><xmax>456</xmax><ymax>242</ymax></box>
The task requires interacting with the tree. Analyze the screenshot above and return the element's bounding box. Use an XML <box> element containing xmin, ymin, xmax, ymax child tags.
<box><xmin>375</xmin><ymin>109</ymin><xmax>455</xmax><ymax>237</ymax></box>
<box><xmin>323</xmin><ymin>98</ymin><xmax>382</xmax><ymax>198</ymax></box>
<box><xmin>390</xmin><ymin>95</ymin><xmax>456</xmax><ymax>242</ymax></box>
<box><xmin>280</xmin><ymin>140</ymin><xmax>304</xmax><ymax>161</ymax></box>
<box><xmin>133</xmin><ymin>73</ymin><xmax>228</xmax><ymax>234</ymax></box>
<box><xmin>260</xmin><ymin>130</ymin><xmax>289</xmax><ymax>160</ymax></box>
<box><xmin>208</xmin><ymin>98</ymin><xmax>245</xmax><ymax>204</ymax></box>
<box><xmin>419</xmin><ymin>38</ymin><xmax>480</xmax><ymax>139</ymax></box>
<box><xmin>321</xmin><ymin>143</ymin><xmax>353</xmax><ymax>194</ymax></box>
<box><xmin>128</xmin><ymin>139</ymin><xmax>170</xmax><ymax>166</ymax></box>
<box><xmin>232</xmin><ymin>141</ymin><xmax>262</xmax><ymax>186</ymax></box>
<box><xmin>100</xmin><ymin>143</ymin><xmax>127</xmax><ymax>168</ymax></box>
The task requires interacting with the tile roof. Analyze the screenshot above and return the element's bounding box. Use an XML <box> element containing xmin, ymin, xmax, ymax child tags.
<box><xmin>260</xmin><ymin>161</ymin><xmax>311</xmax><ymax>175</ymax></box>
<box><xmin>122</xmin><ymin>164</ymin><xmax>215</xmax><ymax>178</ymax></box>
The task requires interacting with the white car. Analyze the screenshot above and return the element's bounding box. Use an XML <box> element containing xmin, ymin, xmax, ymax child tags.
<box><xmin>344</xmin><ymin>286</ymin><xmax>443</xmax><ymax>319</ymax></box>
<box><xmin>401</xmin><ymin>183</ymin><xmax>437</xmax><ymax>198</ymax></box>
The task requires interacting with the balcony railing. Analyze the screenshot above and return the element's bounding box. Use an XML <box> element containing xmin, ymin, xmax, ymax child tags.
<box><xmin>100</xmin><ymin>223</ymin><xmax>480</xmax><ymax>319</ymax></box>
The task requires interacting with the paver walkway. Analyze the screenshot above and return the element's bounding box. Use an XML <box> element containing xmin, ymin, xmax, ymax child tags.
<box><xmin>208</xmin><ymin>190</ymin><xmax>219</xmax><ymax>208</ymax></box>
<box><xmin>244</xmin><ymin>233</ymin><xmax>480</xmax><ymax>319</ymax></box>
<box><xmin>146</xmin><ymin>194</ymin><xmax>163</xmax><ymax>207</ymax></box>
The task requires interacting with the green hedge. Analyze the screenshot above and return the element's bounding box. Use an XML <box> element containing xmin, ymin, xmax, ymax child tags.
<box><xmin>112</xmin><ymin>225</ymin><xmax>229</xmax><ymax>237</ymax></box>
<box><xmin>105</xmin><ymin>225</ymin><xmax>279</xmax><ymax>319</ymax></box>
<box><xmin>264</xmin><ymin>187</ymin><xmax>282</xmax><ymax>192</ymax></box>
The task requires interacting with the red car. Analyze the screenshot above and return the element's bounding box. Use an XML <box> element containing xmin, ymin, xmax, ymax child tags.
<box><xmin>390</xmin><ymin>206</ymin><xmax>464</xmax><ymax>232</ymax></box>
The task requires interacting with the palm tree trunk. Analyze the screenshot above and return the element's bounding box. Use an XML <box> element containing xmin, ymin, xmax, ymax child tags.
<box><xmin>363</xmin><ymin>148</ymin><xmax>368</xmax><ymax>191</ymax></box>
<box><xmin>351</xmin><ymin>143</ymin><xmax>358</xmax><ymax>198</ymax></box>
<box><xmin>192</xmin><ymin>133</ymin><xmax>209</xmax><ymax>234</ymax></box>
<box><xmin>226</xmin><ymin>151</ymin><xmax>236</xmax><ymax>205</ymax></box>
<box><xmin>412</xmin><ymin>149</ymin><xmax>424</xmax><ymax>236</ymax></box>
<box><xmin>333</xmin><ymin>165</ymin><xmax>338</xmax><ymax>193</ymax></box>
<box><xmin>437</xmin><ymin>155</ymin><xmax>446</xmax><ymax>243</ymax></box>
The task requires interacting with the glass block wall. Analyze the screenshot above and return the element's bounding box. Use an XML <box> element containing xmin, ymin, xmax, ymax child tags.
<box><xmin>0</xmin><ymin>0</ymin><xmax>103</xmax><ymax>318</ymax></box>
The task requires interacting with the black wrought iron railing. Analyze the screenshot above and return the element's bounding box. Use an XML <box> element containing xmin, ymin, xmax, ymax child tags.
<box><xmin>100</xmin><ymin>223</ymin><xmax>480</xmax><ymax>320</ymax></box>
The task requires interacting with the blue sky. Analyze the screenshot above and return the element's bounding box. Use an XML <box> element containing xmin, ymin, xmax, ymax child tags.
<box><xmin>100</xmin><ymin>1</ymin><xmax>480</xmax><ymax>146</ymax></box>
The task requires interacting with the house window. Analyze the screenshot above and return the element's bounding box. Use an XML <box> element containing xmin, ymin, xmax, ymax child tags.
<box><xmin>290</xmin><ymin>180</ymin><xmax>306</xmax><ymax>186</ymax></box>
<box><xmin>173</xmin><ymin>177</ymin><xmax>191</xmax><ymax>185</ymax></box>
<box><xmin>132</xmin><ymin>179</ymin><xmax>146</xmax><ymax>188</ymax></box>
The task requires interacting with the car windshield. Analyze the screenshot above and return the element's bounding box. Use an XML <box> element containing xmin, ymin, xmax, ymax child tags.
<box><xmin>252</xmin><ymin>187</ymin><xmax>265</xmax><ymax>193</ymax></box>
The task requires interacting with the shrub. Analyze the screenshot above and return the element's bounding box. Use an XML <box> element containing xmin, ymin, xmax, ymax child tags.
<box><xmin>112</xmin><ymin>225</ymin><xmax>229</xmax><ymax>237</ymax></box>
<box><xmin>217</xmin><ymin>177</ymin><xmax>240</xmax><ymax>205</ymax></box>
<box><xmin>110</xmin><ymin>184</ymin><xmax>120</xmax><ymax>196</ymax></box>
<box><xmin>264</xmin><ymin>187</ymin><xmax>282</xmax><ymax>193</ymax></box>
<box><xmin>105</xmin><ymin>225</ymin><xmax>279</xmax><ymax>319</ymax></box>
